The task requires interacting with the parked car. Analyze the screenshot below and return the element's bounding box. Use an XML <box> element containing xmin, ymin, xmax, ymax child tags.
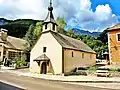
<box><xmin>95</xmin><ymin>70</ymin><xmax>111</xmax><ymax>77</ymax></box>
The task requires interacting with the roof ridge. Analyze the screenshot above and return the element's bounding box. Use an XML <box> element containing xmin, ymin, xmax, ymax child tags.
<box><xmin>8</xmin><ymin>36</ymin><xmax>26</xmax><ymax>41</ymax></box>
<box><xmin>107</xmin><ymin>23</ymin><xmax>120</xmax><ymax>31</ymax></box>
<box><xmin>59</xmin><ymin>33</ymin><xmax>84</xmax><ymax>43</ymax></box>
<box><xmin>51</xmin><ymin>31</ymin><xmax>77</xmax><ymax>48</ymax></box>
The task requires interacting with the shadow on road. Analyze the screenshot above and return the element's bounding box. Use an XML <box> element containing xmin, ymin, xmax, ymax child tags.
<box><xmin>0</xmin><ymin>82</ymin><xmax>25</xmax><ymax>90</ymax></box>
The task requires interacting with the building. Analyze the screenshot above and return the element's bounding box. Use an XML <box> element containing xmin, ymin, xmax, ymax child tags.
<box><xmin>30</xmin><ymin>1</ymin><xmax>96</xmax><ymax>75</ymax></box>
<box><xmin>0</xmin><ymin>28</ymin><xmax>26</xmax><ymax>65</ymax></box>
<box><xmin>107</xmin><ymin>23</ymin><xmax>120</xmax><ymax>64</ymax></box>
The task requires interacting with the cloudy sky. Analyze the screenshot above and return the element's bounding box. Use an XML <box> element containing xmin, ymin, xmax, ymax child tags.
<box><xmin>0</xmin><ymin>0</ymin><xmax>120</xmax><ymax>32</ymax></box>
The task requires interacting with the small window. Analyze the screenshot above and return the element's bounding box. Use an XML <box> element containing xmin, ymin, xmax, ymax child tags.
<box><xmin>45</xmin><ymin>24</ymin><xmax>47</xmax><ymax>29</ymax></box>
<box><xmin>53</xmin><ymin>24</ymin><xmax>55</xmax><ymax>30</ymax></box>
<box><xmin>117</xmin><ymin>34</ymin><xmax>120</xmax><ymax>41</ymax></box>
<box><xmin>72</xmin><ymin>52</ymin><xmax>74</xmax><ymax>57</ymax></box>
<box><xmin>82</xmin><ymin>53</ymin><xmax>84</xmax><ymax>58</ymax></box>
<box><xmin>90</xmin><ymin>54</ymin><xmax>92</xmax><ymax>59</ymax></box>
<box><xmin>43</xmin><ymin>47</ymin><xmax>46</xmax><ymax>53</ymax></box>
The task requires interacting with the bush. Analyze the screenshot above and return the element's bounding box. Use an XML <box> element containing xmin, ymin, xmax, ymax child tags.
<box><xmin>78</xmin><ymin>67</ymin><xmax>87</xmax><ymax>70</ymax></box>
<box><xmin>64</xmin><ymin>71</ymin><xmax>87</xmax><ymax>76</ymax></box>
<box><xmin>13</xmin><ymin>54</ymin><xmax>27</xmax><ymax>68</ymax></box>
<box><xmin>21</xmin><ymin>54</ymin><xmax>26</xmax><ymax>66</ymax></box>
<box><xmin>70</xmin><ymin>67</ymin><xmax>77</xmax><ymax>72</ymax></box>
<box><xmin>0</xmin><ymin>60</ymin><xmax>2</xmax><ymax>68</ymax></box>
<box><xmin>0</xmin><ymin>61</ymin><xmax>2</xmax><ymax>65</ymax></box>
<box><xmin>87</xmin><ymin>66</ymin><xmax>97</xmax><ymax>71</ymax></box>
<box><xmin>109</xmin><ymin>68</ymin><xmax>118</xmax><ymax>72</ymax></box>
<box><xmin>14</xmin><ymin>56</ymin><xmax>21</xmax><ymax>68</ymax></box>
<box><xmin>117</xmin><ymin>69</ymin><xmax>120</xmax><ymax>72</ymax></box>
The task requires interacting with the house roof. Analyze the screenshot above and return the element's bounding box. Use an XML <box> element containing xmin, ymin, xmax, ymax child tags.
<box><xmin>34</xmin><ymin>54</ymin><xmax>50</xmax><ymax>61</ymax></box>
<box><xmin>107</xmin><ymin>23</ymin><xmax>120</xmax><ymax>31</ymax></box>
<box><xmin>0</xmin><ymin>36</ymin><xmax>26</xmax><ymax>50</ymax></box>
<box><xmin>50</xmin><ymin>31</ymin><xmax>96</xmax><ymax>53</ymax></box>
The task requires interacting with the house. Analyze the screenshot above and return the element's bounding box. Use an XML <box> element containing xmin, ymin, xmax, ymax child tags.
<box><xmin>106</xmin><ymin>23</ymin><xmax>120</xmax><ymax>64</ymax></box>
<box><xmin>30</xmin><ymin>1</ymin><xmax>96</xmax><ymax>75</ymax></box>
<box><xmin>0</xmin><ymin>28</ymin><xmax>27</xmax><ymax>65</ymax></box>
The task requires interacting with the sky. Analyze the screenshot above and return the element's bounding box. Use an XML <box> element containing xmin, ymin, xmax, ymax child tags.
<box><xmin>0</xmin><ymin>0</ymin><xmax>120</xmax><ymax>32</ymax></box>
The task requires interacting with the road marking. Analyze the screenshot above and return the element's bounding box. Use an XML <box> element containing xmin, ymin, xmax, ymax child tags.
<box><xmin>0</xmin><ymin>79</ymin><xmax>26</xmax><ymax>89</ymax></box>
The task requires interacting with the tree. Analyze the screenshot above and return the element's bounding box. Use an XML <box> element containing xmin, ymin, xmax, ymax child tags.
<box><xmin>24</xmin><ymin>21</ymin><xmax>42</xmax><ymax>51</ymax></box>
<box><xmin>97</xmin><ymin>30</ymin><xmax>108</xmax><ymax>44</ymax></box>
<box><xmin>0</xmin><ymin>18</ymin><xmax>39</xmax><ymax>38</ymax></box>
<box><xmin>56</xmin><ymin>17</ymin><xmax>66</xmax><ymax>34</ymax></box>
<box><xmin>33</xmin><ymin>22</ymin><xmax>42</xmax><ymax>39</ymax></box>
<box><xmin>67</xmin><ymin>28</ymin><xmax>74</xmax><ymax>37</ymax></box>
<box><xmin>24</xmin><ymin>24</ymin><xmax>36</xmax><ymax>51</ymax></box>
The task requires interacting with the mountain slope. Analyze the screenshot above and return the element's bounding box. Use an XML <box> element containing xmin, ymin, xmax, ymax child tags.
<box><xmin>0</xmin><ymin>18</ymin><xmax>42</xmax><ymax>38</ymax></box>
<box><xmin>72</xmin><ymin>28</ymin><xmax>101</xmax><ymax>37</ymax></box>
<box><xmin>0</xmin><ymin>18</ymin><xmax>101</xmax><ymax>38</ymax></box>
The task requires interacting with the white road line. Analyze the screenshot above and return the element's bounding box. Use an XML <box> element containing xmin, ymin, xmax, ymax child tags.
<box><xmin>0</xmin><ymin>79</ymin><xmax>26</xmax><ymax>89</ymax></box>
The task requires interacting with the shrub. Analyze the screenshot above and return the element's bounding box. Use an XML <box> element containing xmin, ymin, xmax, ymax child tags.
<box><xmin>21</xmin><ymin>54</ymin><xmax>26</xmax><ymax>66</ymax></box>
<box><xmin>78</xmin><ymin>67</ymin><xmax>87</xmax><ymax>70</ymax></box>
<box><xmin>87</xmin><ymin>66</ymin><xmax>97</xmax><ymax>71</ymax></box>
<box><xmin>117</xmin><ymin>69</ymin><xmax>120</xmax><ymax>72</ymax></box>
<box><xmin>0</xmin><ymin>60</ymin><xmax>2</xmax><ymax>68</ymax></box>
<box><xmin>109</xmin><ymin>68</ymin><xmax>118</xmax><ymax>72</ymax></box>
<box><xmin>14</xmin><ymin>56</ymin><xmax>21</xmax><ymax>68</ymax></box>
<box><xmin>13</xmin><ymin>54</ymin><xmax>27</xmax><ymax>68</ymax></box>
<box><xmin>70</xmin><ymin>67</ymin><xmax>77</xmax><ymax>72</ymax></box>
<box><xmin>64</xmin><ymin>71</ymin><xmax>87</xmax><ymax>76</ymax></box>
<box><xmin>0</xmin><ymin>61</ymin><xmax>2</xmax><ymax>65</ymax></box>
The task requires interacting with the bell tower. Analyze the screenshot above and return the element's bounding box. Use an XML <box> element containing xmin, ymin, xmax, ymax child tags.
<box><xmin>42</xmin><ymin>0</ymin><xmax>57</xmax><ymax>32</ymax></box>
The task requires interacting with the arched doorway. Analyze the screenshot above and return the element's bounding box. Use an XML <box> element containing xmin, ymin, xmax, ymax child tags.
<box><xmin>41</xmin><ymin>62</ymin><xmax>47</xmax><ymax>74</ymax></box>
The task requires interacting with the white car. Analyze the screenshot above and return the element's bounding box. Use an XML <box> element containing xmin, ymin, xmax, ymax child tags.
<box><xmin>95</xmin><ymin>70</ymin><xmax>111</xmax><ymax>77</ymax></box>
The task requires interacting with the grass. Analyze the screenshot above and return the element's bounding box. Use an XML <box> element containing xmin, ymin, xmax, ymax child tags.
<box><xmin>87</xmin><ymin>66</ymin><xmax>97</xmax><ymax>71</ymax></box>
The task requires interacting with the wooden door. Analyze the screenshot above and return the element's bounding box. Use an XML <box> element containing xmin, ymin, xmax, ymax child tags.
<box><xmin>41</xmin><ymin>62</ymin><xmax>47</xmax><ymax>74</ymax></box>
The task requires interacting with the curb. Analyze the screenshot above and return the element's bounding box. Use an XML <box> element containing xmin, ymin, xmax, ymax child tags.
<box><xmin>21</xmin><ymin>74</ymin><xmax>120</xmax><ymax>83</ymax></box>
<box><xmin>55</xmin><ymin>80</ymin><xmax>120</xmax><ymax>83</ymax></box>
<box><xmin>3</xmin><ymin>70</ymin><xmax>120</xmax><ymax>83</ymax></box>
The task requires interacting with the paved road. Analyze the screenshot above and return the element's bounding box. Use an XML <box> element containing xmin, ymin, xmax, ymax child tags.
<box><xmin>0</xmin><ymin>81</ymin><xmax>24</xmax><ymax>90</ymax></box>
<box><xmin>0</xmin><ymin>72</ymin><xmax>116</xmax><ymax>90</ymax></box>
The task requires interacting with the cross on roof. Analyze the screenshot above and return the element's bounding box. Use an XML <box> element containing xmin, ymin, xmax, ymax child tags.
<box><xmin>50</xmin><ymin>0</ymin><xmax>52</xmax><ymax>6</ymax></box>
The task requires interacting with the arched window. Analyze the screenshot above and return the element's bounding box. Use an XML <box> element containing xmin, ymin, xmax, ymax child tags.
<box><xmin>43</xmin><ymin>47</ymin><xmax>47</xmax><ymax>53</ymax></box>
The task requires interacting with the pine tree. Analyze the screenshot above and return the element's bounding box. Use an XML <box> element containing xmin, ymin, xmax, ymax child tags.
<box><xmin>24</xmin><ymin>24</ymin><xmax>36</xmax><ymax>51</ymax></box>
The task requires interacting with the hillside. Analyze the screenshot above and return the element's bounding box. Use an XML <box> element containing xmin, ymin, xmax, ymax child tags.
<box><xmin>72</xmin><ymin>28</ymin><xmax>101</xmax><ymax>37</ymax></box>
<box><xmin>0</xmin><ymin>18</ymin><xmax>42</xmax><ymax>38</ymax></box>
<box><xmin>0</xmin><ymin>18</ymin><xmax>102</xmax><ymax>38</ymax></box>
